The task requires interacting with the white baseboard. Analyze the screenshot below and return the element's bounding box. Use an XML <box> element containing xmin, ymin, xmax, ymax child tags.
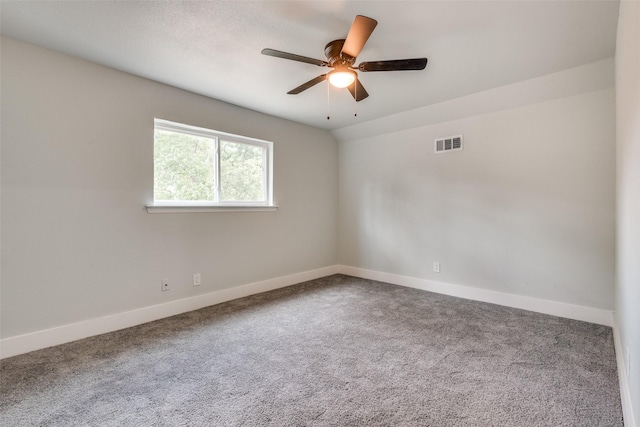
<box><xmin>613</xmin><ymin>320</ymin><xmax>637</xmax><ymax>427</ymax></box>
<box><xmin>337</xmin><ymin>265</ymin><xmax>615</xmax><ymax>327</ymax></box>
<box><xmin>4</xmin><ymin>264</ymin><xmax>628</xmax><ymax>422</ymax></box>
<box><xmin>0</xmin><ymin>265</ymin><xmax>616</xmax><ymax>358</ymax></box>
<box><xmin>0</xmin><ymin>265</ymin><xmax>340</xmax><ymax>359</ymax></box>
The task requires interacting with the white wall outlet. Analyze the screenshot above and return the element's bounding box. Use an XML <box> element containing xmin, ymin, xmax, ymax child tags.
<box><xmin>161</xmin><ymin>279</ymin><xmax>170</xmax><ymax>292</ymax></box>
<box><xmin>433</xmin><ymin>262</ymin><xmax>440</xmax><ymax>273</ymax></box>
<box><xmin>193</xmin><ymin>273</ymin><xmax>201</xmax><ymax>286</ymax></box>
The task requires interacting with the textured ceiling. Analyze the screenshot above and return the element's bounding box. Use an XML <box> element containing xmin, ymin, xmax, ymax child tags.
<box><xmin>0</xmin><ymin>1</ymin><xmax>619</xmax><ymax>130</ymax></box>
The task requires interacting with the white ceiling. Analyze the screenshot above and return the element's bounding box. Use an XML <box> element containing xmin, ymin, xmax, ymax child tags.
<box><xmin>0</xmin><ymin>1</ymin><xmax>619</xmax><ymax>130</ymax></box>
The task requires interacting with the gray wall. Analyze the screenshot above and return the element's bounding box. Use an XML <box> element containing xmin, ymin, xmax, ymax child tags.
<box><xmin>337</xmin><ymin>62</ymin><xmax>616</xmax><ymax>310</ymax></box>
<box><xmin>615</xmin><ymin>1</ymin><xmax>640</xmax><ymax>424</ymax></box>
<box><xmin>0</xmin><ymin>38</ymin><xmax>339</xmax><ymax>338</ymax></box>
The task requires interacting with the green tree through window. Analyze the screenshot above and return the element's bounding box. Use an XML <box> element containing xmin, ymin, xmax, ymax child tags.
<box><xmin>220</xmin><ymin>140</ymin><xmax>265</xmax><ymax>202</ymax></box>
<box><xmin>153</xmin><ymin>119</ymin><xmax>272</xmax><ymax>205</ymax></box>
<box><xmin>154</xmin><ymin>129</ymin><xmax>216</xmax><ymax>201</ymax></box>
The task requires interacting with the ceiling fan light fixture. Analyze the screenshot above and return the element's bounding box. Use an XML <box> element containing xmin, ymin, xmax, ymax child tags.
<box><xmin>328</xmin><ymin>69</ymin><xmax>356</xmax><ymax>88</ymax></box>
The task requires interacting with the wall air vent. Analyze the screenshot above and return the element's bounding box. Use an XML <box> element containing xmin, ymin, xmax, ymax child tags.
<box><xmin>435</xmin><ymin>135</ymin><xmax>463</xmax><ymax>153</ymax></box>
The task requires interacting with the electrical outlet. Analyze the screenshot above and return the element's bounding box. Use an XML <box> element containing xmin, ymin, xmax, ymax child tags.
<box><xmin>433</xmin><ymin>262</ymin><xmax>440</xmax><ymax>273</ymax></box>
<box><xmin>193</xmin><ymin>273</ymin><xmax>201</xmax><ymax>286</ymax></box>
<box><xmin>161</xmin><ymin>279</ymin><xmax>170</xmax><ymax>292</ymax></box>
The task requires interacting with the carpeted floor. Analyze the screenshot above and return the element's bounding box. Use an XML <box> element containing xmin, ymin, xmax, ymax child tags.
<box><xmin>0</xmin><ymin>275</ymin><xmax>623</xmax><ymax>426</ymax></box>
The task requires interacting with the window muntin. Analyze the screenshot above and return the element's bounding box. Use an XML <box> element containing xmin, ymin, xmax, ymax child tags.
<box><xmin>153</xmin><ymin>119</ymin><xmax>273</xmax><ymax>206</ymax></box>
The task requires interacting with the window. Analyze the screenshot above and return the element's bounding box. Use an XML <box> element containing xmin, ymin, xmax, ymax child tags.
<box><xmin>150</xmin><ymin>119</ymin><xmax>274</xmax><ymax>212</ymax></box>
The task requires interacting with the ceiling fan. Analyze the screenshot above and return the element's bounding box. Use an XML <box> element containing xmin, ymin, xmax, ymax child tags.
<box><xmin>261</xmin><ymin>15</ymin><xmax>428</xmax><ymax>102</ymax></box>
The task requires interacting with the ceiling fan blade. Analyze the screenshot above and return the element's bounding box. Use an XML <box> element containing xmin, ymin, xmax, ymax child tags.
<box><xmin>358</xmin><ymin>58</ymin><xmax>428</xmax><ymax>72</ymax></box>
<box><xmin>261</xmin><ymin>48</ymin><xmax>328</xmax><ymax>67</ymax></box>
<box><xmin>341</xmin><ymin>15</ymin><xmax>378</xmax><ymax>59</ymax></box>
<box><xmin>287</xmin><ymin>74</ymin><xmax>327</xmax><ymax>94</ymax></box>
<box><xmin>346</xmin><ymin>78</ymin><xmax>369</xmax><ymax>102</ymax></box>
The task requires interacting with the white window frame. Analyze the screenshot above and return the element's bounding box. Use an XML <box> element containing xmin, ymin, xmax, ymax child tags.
<box><xmin>147</xmin><ymin>119</ymin><xmax>275</xmax><ymax>213</ymax></box>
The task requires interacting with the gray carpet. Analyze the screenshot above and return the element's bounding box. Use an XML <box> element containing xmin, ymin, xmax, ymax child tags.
<box><xmin>0</xmin><ymin>275</ymin><xmax>623</xmax><ymax>426</ymax></box>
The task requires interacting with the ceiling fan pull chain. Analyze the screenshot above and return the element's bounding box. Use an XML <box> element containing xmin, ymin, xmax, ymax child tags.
<box><xmin>354</xmin><ymin>82</ymin><xmax>358</xmax><ymax>117</ymax></box>
<box><xmin>327</xmin><ymin>80</ymin><xmax>331</xmax><ymax>120</ymax></box>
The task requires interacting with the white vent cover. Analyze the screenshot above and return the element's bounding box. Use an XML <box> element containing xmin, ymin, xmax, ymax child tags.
<box><xmin>435</xmin><ymin>135</ymin><xmax>463</xmax><ymax>153</ymax></box>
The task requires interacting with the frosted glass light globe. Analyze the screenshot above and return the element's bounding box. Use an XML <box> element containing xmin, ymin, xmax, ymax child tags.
<box><xmin>328</xmin><ymin>70</ymin><xmax>356</xmax><ymax>88</ymax></box>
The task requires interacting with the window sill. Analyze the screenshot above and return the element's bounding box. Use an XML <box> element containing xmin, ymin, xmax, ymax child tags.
<box><xmin>146</xmin><ymin>205</ymin><xmax>278</xmax><ymax>214</ymax></box>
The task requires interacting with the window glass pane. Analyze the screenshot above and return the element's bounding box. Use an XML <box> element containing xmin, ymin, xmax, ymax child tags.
<box><xmin>154</xmin><ymin>129</ymin><xmax>216</xmax><ymax>201</ymax></box>
<box><xmin>220</xmin><ymin>140</ymin><xmax>265</xmax><ymax>202</ymax></box>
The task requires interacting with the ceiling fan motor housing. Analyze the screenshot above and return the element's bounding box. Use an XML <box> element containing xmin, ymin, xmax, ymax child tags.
<box><xmin>324</xmin><ymin>39</ymin><xmax>355</xmax><ymax>66</ymax></box>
